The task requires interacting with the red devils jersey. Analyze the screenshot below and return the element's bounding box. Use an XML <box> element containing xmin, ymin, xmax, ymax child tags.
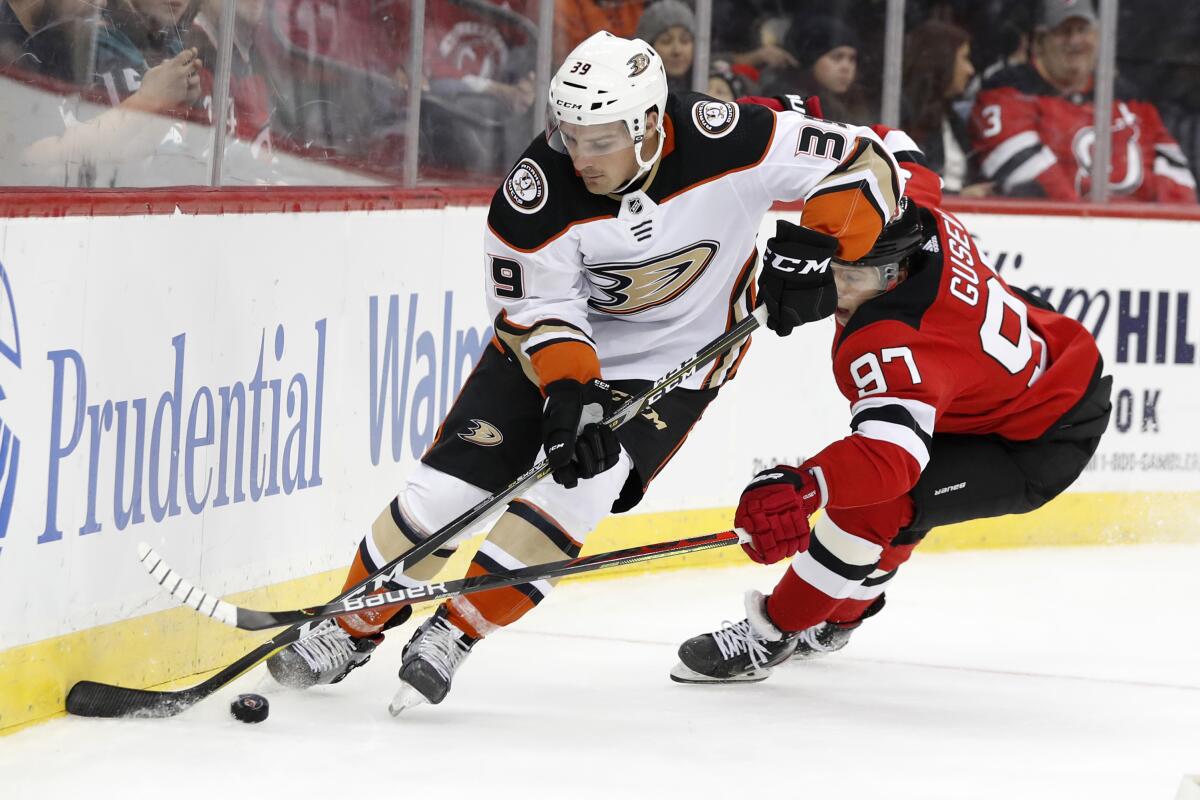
<box><xmin>970</xmin><ymin>64</ymin><xmax>1197</xmax><ymax>203</ymax></box>
<box><xmin>371</xmin><ymin>0</ymin><xmax>534</xmax><ymax>80</ymax></box>
<box><xmin>804</xmin><ymin>204</ymin><xmax>1102</xmax><ymax>510</ymax></box>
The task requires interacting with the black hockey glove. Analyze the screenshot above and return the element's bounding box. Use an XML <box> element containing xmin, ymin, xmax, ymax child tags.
<box><xmin>541</xmin><ymin>378</ymin><xmax>621</xmax><ymax>489</ymax></box>
<box><xmin>773</xmin><ymin>93</ymin><xmax>823</xmax><ymax>119</ymax></box>
<box><xmin>758</xmin><ymin>221</ymin><xmax>839</xmax><ymax>336</ymax></box>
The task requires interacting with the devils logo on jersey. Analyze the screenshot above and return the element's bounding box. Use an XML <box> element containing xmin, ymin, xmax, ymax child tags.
<box><xmin>586</xmin><ymin>242</ymin><xmax>719</xmax><ymax>315</ymax></box>
<box><xmin>1070</xmin><ymin>102</ymin><xmax>1144</xmax><ymax>196</ymax></box>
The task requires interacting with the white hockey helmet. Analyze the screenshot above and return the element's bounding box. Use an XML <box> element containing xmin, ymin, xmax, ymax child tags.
<box><xmin>547</xmin><ymin>31</ymin><xmax>669</xmax><ymax>179</ymax></box>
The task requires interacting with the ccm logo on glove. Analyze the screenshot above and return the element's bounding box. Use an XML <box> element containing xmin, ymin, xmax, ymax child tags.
<box><xmin>757</xmin><ymin>221</ymin><xmax>839</xmax><ymax>336</ymax></box>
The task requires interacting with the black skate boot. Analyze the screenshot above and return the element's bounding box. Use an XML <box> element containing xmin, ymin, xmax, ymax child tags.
<box><xmin>792</xmin><ymin>595</ymin><xmax>886</xmax><ymax>661</ymax></box>
<box><xmin>266</xmin><ymin>609</ymin><xmax>407</xmax><ymax>689</ymax></box>
<box><xmin>670</xmin><ymin>591</ymin><xmax>798</xmax><ymax>684</ymax></box>
<box><xmin>388</xmin><ymin>607</ymin><xmax>477</xmax><ymax>715</ymax></box>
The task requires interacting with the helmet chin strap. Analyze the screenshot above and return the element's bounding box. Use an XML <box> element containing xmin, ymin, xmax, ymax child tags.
<box><xmin>613</xmin><ymin>120</ymin><xmax>666</xmax><ymax>194</ymax></box>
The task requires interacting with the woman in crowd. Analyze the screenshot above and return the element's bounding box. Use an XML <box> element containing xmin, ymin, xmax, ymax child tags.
<box><xmin>902</xmin><ymin>19</ymin><xmax>991</xmax><ymax>196</ymax></box>
<box><xmin>635</xmin><ymin>0</ymin><xmax>694</xmax><ymax>93</ymax></box>
<box><xmin>761</xmin><ymin>15</ymin><xmax>869</xmax><ymax>125</ymax></box>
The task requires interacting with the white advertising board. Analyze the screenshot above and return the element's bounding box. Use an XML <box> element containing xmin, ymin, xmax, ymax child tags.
<box><xmin>0</xmin><ymin>205</ymin><xmax>1196</xmax><ymax>648</ymax></box>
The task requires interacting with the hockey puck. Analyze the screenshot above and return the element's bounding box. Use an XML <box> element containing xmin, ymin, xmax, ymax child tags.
<box><xmin>230</xmin><ymin>693</ymin><xmax>269</xmax><ymax>723</ymax></box>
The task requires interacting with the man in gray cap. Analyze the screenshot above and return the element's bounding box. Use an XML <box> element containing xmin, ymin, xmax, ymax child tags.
<box><xmin>1036</xmin><ymin>0</ymin><xmax>1099</xmax><ymax>96</ymax></box>
<box><xmin>969</xmin><ymin>0</ymin><xmax>1197</xmax><ymax>203</ymax></box>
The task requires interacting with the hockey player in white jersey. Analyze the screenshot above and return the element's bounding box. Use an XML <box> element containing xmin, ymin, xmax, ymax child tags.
<box><xmin>265</xmin><ymin>30</ymin><xmax>904</xmax><ymax>713</ymax></box>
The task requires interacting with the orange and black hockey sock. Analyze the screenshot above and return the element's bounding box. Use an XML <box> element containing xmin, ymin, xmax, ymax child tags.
<box><xmin>444</xmin><ymin>499</ymin><xmax>582</xmax><ymax>639</ymax></box>
<box><xmin>337</xmin><ymin>497</ymin><xmax>457</xmax><ymax>638</ymax></box>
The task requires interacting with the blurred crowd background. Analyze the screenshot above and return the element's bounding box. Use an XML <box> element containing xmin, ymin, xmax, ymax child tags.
<box><xmin>1</xmin><ymin>0</ymin><xmax>1196</xmax><ymax>205</ymax></box>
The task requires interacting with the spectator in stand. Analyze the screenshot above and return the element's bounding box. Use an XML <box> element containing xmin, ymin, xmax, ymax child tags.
<box><xmin>94</xmin><ymin>0</ymin><xmax>201</xmax><ymax>108</ymax></box>
<box><xmin>186</xmin><ymin>0</ymin><xmax>272</xmax><ymax>145</ymax></box>
<box><xmin>554</xmin><ymin>0</ymin><xmax>642</xmax><ymax>65</ymax></box>
<box><xmin>707</xmin><ymin>58</ymin><xmax>755</xmax><ymax>102</ymax></box>
<box><xmin>1</xmin><ymin>0</ymin><xmax>199</xmax><ymax>113</ymax></box>
<box><xmin>710</xmin><ymin>0</ymin><xmax>796</xmax><ymax>72</ymax></box>
<box><xmin>970</xmin><ymin>0</ymin><xmax>1197</xmax><ymax>203</ymax></box>
<box><xmin>1</xmin><ymin>0</ymin><xmax>202</xmax><ymax>184</ymax></box>
<box><xmin>760</xmin><ymin>15</ymin><xmax>870</xmax><ymax>125</ymax></box>
<box><xmin>902</xmin><ymin>20</ymin><xmax>991</xmax><ymax>196</ymax></box>
<box><xmin>635</xmin><ymin>0</ymin><xmax>693</xmax><ymax>93</ymax></box>
<box><xmin>1</xmin><ymin>0</ymin><xmax>105</xmax><ymax>84</ymax></box>
<box><xmin>417</xmin><ymin>0</ymin><xmax>539</xmax><ymax>177</ymax></box>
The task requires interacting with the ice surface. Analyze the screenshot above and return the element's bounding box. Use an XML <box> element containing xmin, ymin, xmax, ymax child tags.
<box><xmin>3</xmin><ymin>545</ymin><xmax>1198</xmax><ymax>799</ymax></box>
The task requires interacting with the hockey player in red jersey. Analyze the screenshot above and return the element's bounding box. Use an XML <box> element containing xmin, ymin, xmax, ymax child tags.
<box><xmin>671</xmin><ymin>168</ymin><xmax>1113</xmax><ymax>684</ymax></box>
<box><xmin>265</xmin><ymin>30</ymin><xmax>904</xmax><ymax>712</ymax></box>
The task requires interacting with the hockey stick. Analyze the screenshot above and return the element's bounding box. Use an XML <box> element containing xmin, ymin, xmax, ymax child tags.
<box><xmin>65</xmin><ymin>306</ymin><xmax>765</xmax><ymax>718</ymax></box>
<box><xmin>137</xmin><ymin>529</ymin><xmax>749</xmax><ymax>631</ymax></box>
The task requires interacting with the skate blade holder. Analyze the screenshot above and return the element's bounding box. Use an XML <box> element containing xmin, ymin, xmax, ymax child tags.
<box><xmin>388</xmin><ymin>682</ymin><xmax>428</xmax><ymax>717</ymax></box>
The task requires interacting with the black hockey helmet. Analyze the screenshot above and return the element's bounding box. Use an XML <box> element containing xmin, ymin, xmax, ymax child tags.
<box><xmin>840</xmin><ymin>197</ymin><xmax>924</xmax><ymax>268</ymax></box>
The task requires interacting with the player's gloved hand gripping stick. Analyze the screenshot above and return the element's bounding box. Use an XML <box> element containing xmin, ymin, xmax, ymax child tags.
<box><xmin>66</xmin><ymin>304</ymin><xmax>769</xmax><ymax>718</ymax></box>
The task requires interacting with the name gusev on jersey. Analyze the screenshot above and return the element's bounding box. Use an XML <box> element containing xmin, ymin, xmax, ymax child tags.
<box><xmin>482</xmin><ymin>91</ymin><xmax>904</xmax><ymax>392</ymax></box>
<box><xmin>803</xmin><ymin>168</ymin><xmax>1102</xmax><ymax>510</ymax></box>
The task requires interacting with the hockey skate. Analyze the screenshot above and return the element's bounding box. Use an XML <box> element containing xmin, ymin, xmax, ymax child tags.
<box><xmin>670</xmin><ymin>591</ymin><xmax>798</xmax><ymax>684</ymax></box>
<box><xmin>266</xmin><ymin>618</ymin><xmax>382</xmax><ymax>689</ymax></box>
<box><xmin>388</xmin><ymin>607</ymin><xmax>477</xmax><ymax>715</ymax></box>
<box><xmin>791</xmin><ymin>595</ymin><xmax>886</xmax><ymax>662</ymax></box>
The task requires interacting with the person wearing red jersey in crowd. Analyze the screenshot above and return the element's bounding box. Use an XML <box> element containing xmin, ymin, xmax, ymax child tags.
<box><xmin>969</xmin><ymin>0</ymin><xmax>1197</xmax><ymax>203</ymax></box>
<box><xmin>671</xmin><ymin>144</ymin><xmax>1113</xmax><ymax>684</ymax></box>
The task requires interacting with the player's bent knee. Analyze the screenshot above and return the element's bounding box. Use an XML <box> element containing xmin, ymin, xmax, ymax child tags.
<box><xmin>813</xmin><ymin>512</ymin><xmax>887</xmax><ymax>566</ymax></box>
<box><xmin>402</xmin><ymin>462</ymin><xmax>494</xmax><ymax>546</ymax></box>
<box><xmin>522</xmin><ymin>450</ymin><xmax>633</xmax><ymax>541</ymax></box>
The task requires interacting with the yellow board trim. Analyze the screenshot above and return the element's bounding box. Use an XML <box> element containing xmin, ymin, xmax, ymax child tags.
<box><xmin>4</xmin><ymin>491</ymin><xmax>1198</xmax><ymax>734</ymax></box>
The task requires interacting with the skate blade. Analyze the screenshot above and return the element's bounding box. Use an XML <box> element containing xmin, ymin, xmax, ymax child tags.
<box><xmin>388</xmin><ymin>681</ymin><xmax>429</xmax><ymax>716</ymax></box>
<box><xmin>669</xmin><ymin>662</ymin><xmax>772</xmax><ymax>685</ymax></box>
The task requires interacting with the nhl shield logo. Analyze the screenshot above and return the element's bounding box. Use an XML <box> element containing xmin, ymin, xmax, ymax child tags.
<box><xmin>692</xmin><ymin>100</ymin><xmax>740</xmax><ymax>138</ymax></box>
<box><xmin>627</xmin><ymin>53</ymin><xmax>650</xmax><ymax>77</ymax></box>
<box><xmin>503</xmin><ymin>158</ymin><xmax>548</xmax><ymax>214</ymax></box>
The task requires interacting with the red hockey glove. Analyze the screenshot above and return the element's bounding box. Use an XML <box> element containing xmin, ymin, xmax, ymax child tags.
<box><xmin>735</xmin><ymin>466</ymin><xmax>823</xmax><ymax>564</ymax></box>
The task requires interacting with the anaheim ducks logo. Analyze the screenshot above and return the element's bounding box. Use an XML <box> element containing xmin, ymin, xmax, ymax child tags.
<box><xmin>458</xmin><ymin>419</ymin><xmax>504</xmax><ymax>447</ymax></box>
<box><xmin>627</xmin><ymin>53</ymin><xmax>650</xmax><ymax>77</ymax></box>
<box><xmin>503</xmin><ymin>158</ymin><xmax>547</xmax><ymax>214</ymax></box>
<box><xmin>587</xmin><ymin>241</ymin><xmax>719</xmax><ymax>315</ymax></box>
<box><xmin>692</xmin><ymin>100</ymin><xmax>739</xmax><ymax>138</ymax></box>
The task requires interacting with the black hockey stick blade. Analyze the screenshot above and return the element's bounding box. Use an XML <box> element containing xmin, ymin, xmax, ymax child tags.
<box><xmin>67</xmin><ymin>306</ymin><xmax>762</xmax><ymax>718</ymax></box>
<box><xmin>142</xmin><ymin>529</ymin><xmax>747</xmax><ymax>631</ymax></box>
<box><xmin>65</xmin><ymin>623</ymin><xmax>308</xmax><ymax>718</ymax></box>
